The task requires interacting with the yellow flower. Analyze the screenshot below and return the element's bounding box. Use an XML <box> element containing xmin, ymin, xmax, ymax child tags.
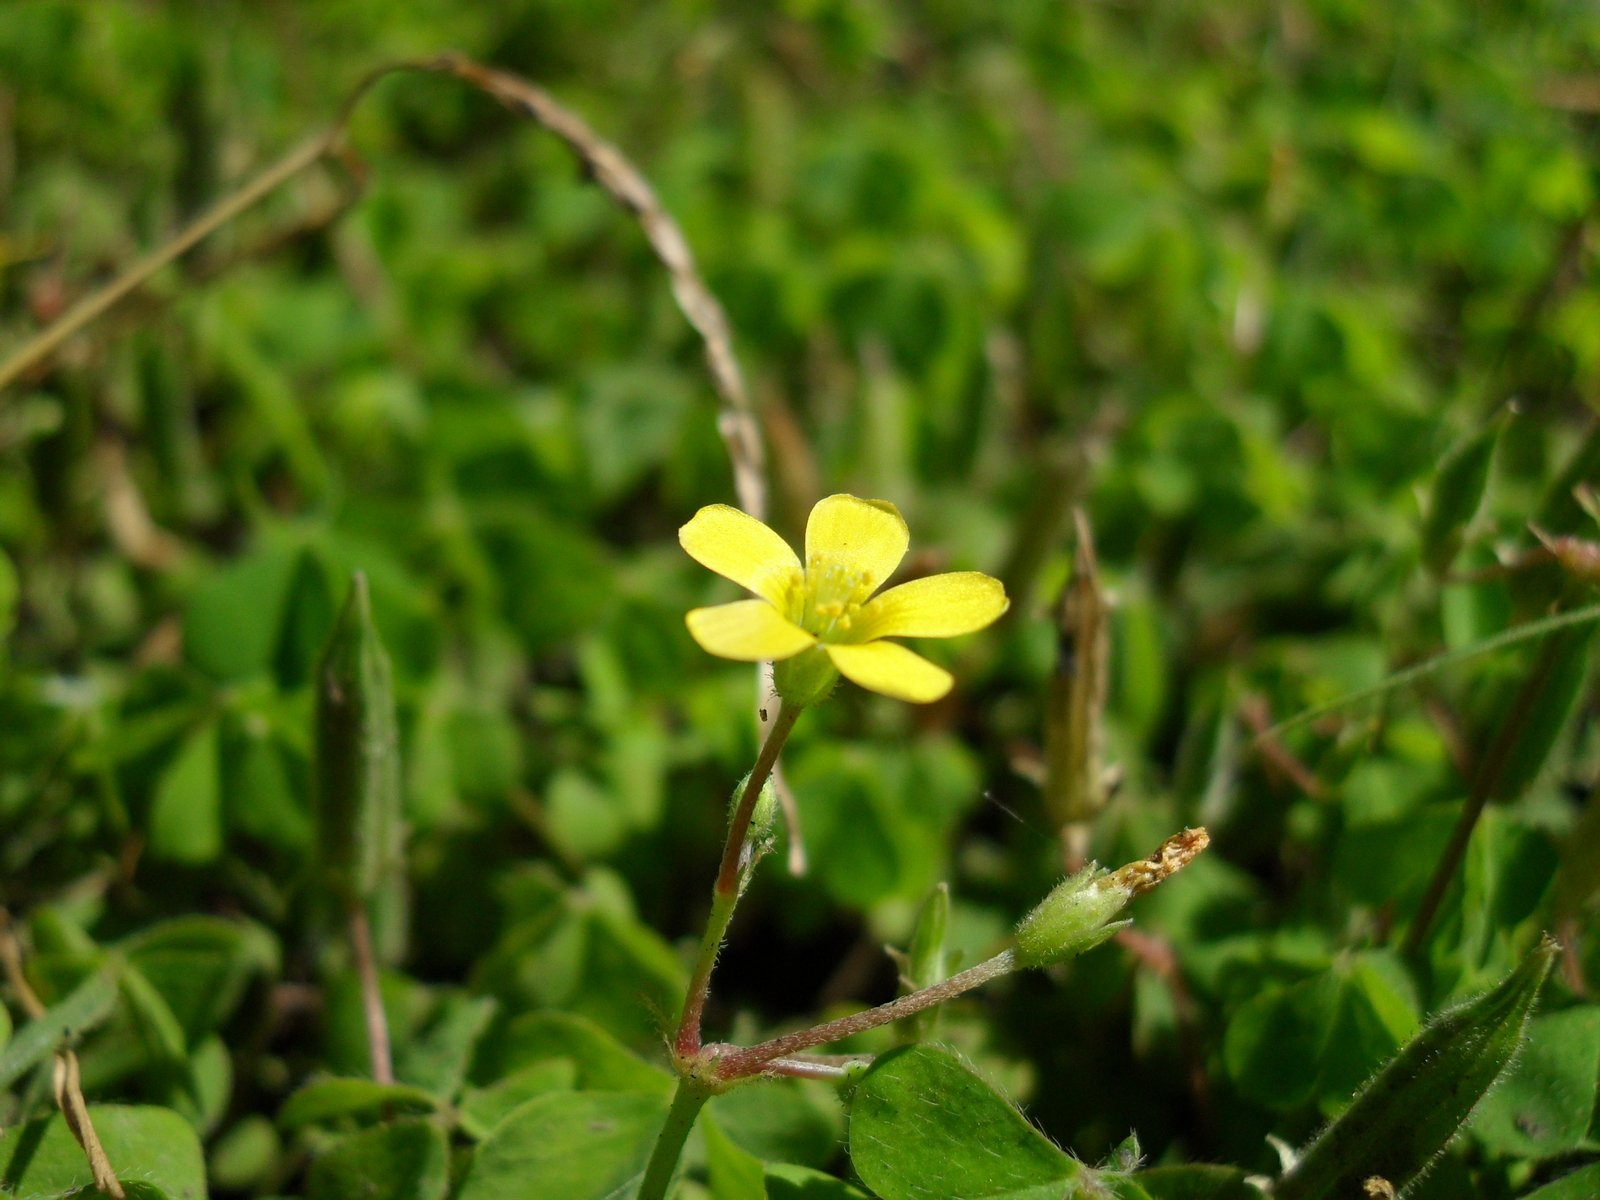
<box><xmin>680</xmin><ymin>494</ymin><xmax>1009</xmax><ymax>704</ymax></box>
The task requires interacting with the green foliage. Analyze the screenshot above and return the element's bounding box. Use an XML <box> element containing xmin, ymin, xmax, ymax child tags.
<box><xmin>848</xmin><ymin>1045</ymin><xmax>1087</xmax><ymax>1200</ymax></box>
<box><xmin>1275</xmin><ymin>940</ymin><xmax>1556</xmax><ymax>1200</ymax></box>
<box><xmin>0</xmin><ymin>1104</ymin><xmax>206</xmax><ymax>1200</ymax></box>
<box><xmin>3</xmin><ymin>0</ymin><xmax>1600</xmax><ymax>1197</ymax></box>
<box><xmin>454</xmin><ymin>1092</ymin><xmax>668</xmax><ymax>1200</ymax></box>
<box><xmin>305</xmin><ymin>1119</ymin><xmax>450</xmax><ymax>1200</ymax></box>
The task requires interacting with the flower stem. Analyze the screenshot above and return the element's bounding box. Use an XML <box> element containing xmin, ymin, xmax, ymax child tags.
<box><xmin>674</xmin><ymin>889</ymin><xmax>738</xmax><ymax>1059</ymax></box>
<box><xmin>715</xmin><ymin>702</ymin><xmax>803</xmax><ymax>897</ymax></box>
<box><xmin>347</xmin><ymin>901</ymin><xmax>394</xmax><ymax>1085</ymax></box>
<box><xmin>675</xmin><ymin>701</ymin><xmax>803</xmax><ymax>1057</ymax></box>
<box><xmin>637</xmin><ymin>1078</ymin><xmax>712</xmax><ymax>1200</ymax></box>
<box><xmin>714</xmin><ymin>949</ymin><xmax>1016</xmax><ymax>1080</ymax></box>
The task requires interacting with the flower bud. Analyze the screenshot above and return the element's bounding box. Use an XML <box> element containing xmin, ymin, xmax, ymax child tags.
<box><xmin>314</xmin><ymin>573</ymin><xmax>402</xmax><ymax>907</ymax></box>
<box><xmin>730</xmin><ymin>771</ymin><xmax>779</xmax><ymax>894</ymax></box>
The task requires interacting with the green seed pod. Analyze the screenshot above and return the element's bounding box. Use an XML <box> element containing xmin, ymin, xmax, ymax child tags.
<box><xmin>1012</xmin><ymin>867</ymin><xmax>1133</xmax><ymax>970</ymax></box>
<box><xmin>905</xmin><ymin>882</ymin><xmax>950</xmax><ymax>993</ymax></box>
<box><xmin>1276</xmin><ymin>937</ymin><xmax>1558</xmax><ymax>1200</ymax></box>
<box><xmin>313</xmin><ymin>573</ymin><xmax>402</xmax><ymax>906</ymax></box>
<box><xmin>891</xmin><ymin>882</ymin><xmax>951</xmax><ymax>1042</ymax></box>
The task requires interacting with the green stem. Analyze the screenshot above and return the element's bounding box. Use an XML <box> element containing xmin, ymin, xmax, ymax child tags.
<box><xmin>637</xmin><ymin>1079</ymin><xmax>712</xmax><ymax>1200</ymax></box>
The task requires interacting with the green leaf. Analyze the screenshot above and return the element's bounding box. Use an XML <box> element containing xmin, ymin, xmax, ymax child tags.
<box><xmin>0</xmin><ymin>543</ymin><xmax>16</xmax><ymax>644</ymax></box>
<box><xmin>182</xmin><ymin>540</ymin><xmax>300</xmax><ymax>680</ymax></box>
<box><xmin>274</xmin><ymin>546</ymin><xmax>339</xmax><ymax>689</ymax></box>
<box><xmin>305</xmin><ymin>1117</ymin><xmax>449</xmax><ymax>1200</ymax></box>
<box><xmin>764</xmin><ymin>1164</ymin><xmax>872</xmax><ymax>1199</ymax></box>
<box><xmin>482</xmin><ymin>1011</ymin><xmax>671</xmax><ymax>1095</ymax></box>
<box><xmin>173</xmin><ymin>1035</ymin><xmax>233</xmax><ymax>1136</ymax></box>
<box><xmin>1422</xmin><ymin>412</ymin><xmax>1504</xmax><ymax>574</ymax></box>
<box><xmin>459</xmin><ymin>1060</ymin><xmax>577</xmax><ymax>1140</ymax></box>
<box><xmin>1520</xmin><ymin>1164</ymin><xmax>1600</xmax><ymax>1200</ymax></box>
<box><xmin>224</xmin><ymin>719</ymin><xmax>311</xmax><ymax>851</ymax></box>
<box><xmin>1276</xmin><ymin>938</ymin><xmax>1557</xmax><ymax>1200</ymax></box>
<box><xmin>704</xmin><ymin>1113</ymin><xmax>768</xmax><ymax>1200</ymax></box>
<box><xmin>1469</xmin><ymin>1007</ymin><xmax>1600</xmax><ymax>1158</ymax></box>
<box><xmin>709</xmin><ymin>1083</ymin><xmax>840</xmax><ymax>1170</ymax></box>
<box><xmin>0</xmin><ymin>967</ymin><xmax>120</xmax><ymax>1092</ymax></box>
<box><xmin>1132</xmin><ymin>1165</ymin><xmax>1260</xmax><ymax>1199</ymax></box>
<box><xmin>117</xmin><ymin>965</ymin><xmax>189</xmax><ymax>1067</ymax></box>
<box><xmin>208</xmin><ymin>1115</ymin><xmax>281</xmax><ymax>1193</ymax></box>
<box><xmin>454</xmin><ymin>1090</ymin><xmax>668</xmax><ymax>1200</ymax></box>
<box><xmin>0</xmin><ymin>1104</ymin><xmax>206</xmax><ymax>1200</ymax></box>
<box><xmin>278</xmin><ymin>1077</ymin><xmax>441</xmax><ymax>1129</ymax></box>
<box><xmin>147</xmin><ymin>719</ymin><xmax>222</xmax><ymax>865</ymax></box>
<box><xmin>474</xmin><ymin>882</ymin><xmax>687</xmax><ymax>1049</ymax></box>
<box><xmin>1222</xmin><ymin>973</ymin><xmax>1342</xmax><ymax>1110</ymax></box>
<box><xmin>848</xmin><ymin>1045</ymin><xmax>1085</xmax><ymax>1200</ymax></box>
<box><xmin>396</xmin><ymin>993</ymin><xmax>497</xmax><ymax>1101</ymax></box>
<box><xmin>120</xmin><ymin>916</ymin><xmax>278</xmax><ymax>1045</ymax></box>
<box><xmin>1483</xmin><ymin>623</ymin><xmax>1594</xmax><ymax>804</ymax></box>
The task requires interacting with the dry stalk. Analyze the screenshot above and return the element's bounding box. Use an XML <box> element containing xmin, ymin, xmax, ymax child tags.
<box><xmin>1</xmin><ymin>911</ymin><xmax>125</xmax><ymax>1199</ymax></box>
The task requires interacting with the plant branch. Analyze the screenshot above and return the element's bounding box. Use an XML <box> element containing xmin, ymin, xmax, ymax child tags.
<box><xmin>714</xmin><ymin>950</ymin><xmax>1016</xmax><ymax>1080</ymax></box>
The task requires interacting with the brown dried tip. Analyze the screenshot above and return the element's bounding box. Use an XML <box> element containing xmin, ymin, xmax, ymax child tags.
<box><xmin>1530</xmin><ymin>524</ymin><xmax>1600</xmax><ymax>585</ymax></box>
<box><xmin>1363</xmin><ymin>1177</ymin><xmax>1396</xmax><ymax>1199</ymax></box>
<box><xmin>1109</xmin><ymin>827</ymin><xmax>1210</xmax><ymax>896</ymax></box>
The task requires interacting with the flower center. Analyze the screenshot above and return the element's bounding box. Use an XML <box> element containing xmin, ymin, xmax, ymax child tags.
<box><xmin>801</xmin><ymin>557</ymin><xmax>874</xmax><ymax>641</ymax></box>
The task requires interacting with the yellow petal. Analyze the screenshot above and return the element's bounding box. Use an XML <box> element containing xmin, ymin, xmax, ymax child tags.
<box><xmin>851</xmin><ymin>571</ymin><xmax>1009</xmax><ymax>642</ymax></box>
<box><xmin>804</xmin><ymin>495</ymin><xmax>908</xmax><ymax>593</ymax></box>
<box><xmin>680</xmin><ymin>504</ymin><xmax>803</xmax><ymax>609</ymax></box>
<box><xmin>825</xmin><ymin>640</ymin><xmax>953</xmax><ymax>704</ymax></box>
<box><xmin>686</xmin><ymin>600</ymin><xmax>816</xmax><ymax>662</ymax></box>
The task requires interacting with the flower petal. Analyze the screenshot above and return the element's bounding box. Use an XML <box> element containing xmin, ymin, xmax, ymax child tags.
<box><xmin>825</xmin><ymin>640</ymin><xmax>954</xmax><ymax>704</ymax></box>
<box><xmin>805</xmin><ymin>495</ymin><xmax>909</xmax><ymax>593</ymax></box>
<box><xmin>680</xmin><ymin>504</ymin><xmax>802</xmax><ymax>609</ymax></box>
<box><xmin>851</xmin><ymin>572</ymin><xmax>1010</xmax><ymax>642</ymax></box>
<box><xmin>686</xmin><ymin>600</ymin><xmax>816</xmax><ymax>662</ymax></box>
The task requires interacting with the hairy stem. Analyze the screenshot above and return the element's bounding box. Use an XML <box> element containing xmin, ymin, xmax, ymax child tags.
<box><xmin>674</xmin><ymin>889</ymin><xmax>738</xmax><ymax>1060</ymax></box>
<box><xmin>715</xmin><ymin>702</ymin><xmax>802</xmax><ymax>898</ymax></box>
<box><xmin>715</xmin><ymin>950</ymin><xmax>1016</xmax><ymax>1080</ymax></box>
<box><xmin>675</xmin><ymin>702</ymin><xmax>803</xmax><ymax>1057</ymax></box>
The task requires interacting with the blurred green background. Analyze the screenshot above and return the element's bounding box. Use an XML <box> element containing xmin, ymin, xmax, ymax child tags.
<box><xmin>2</xmin><ymin>2</ymin><xmax>1599</xmax><ymax>1197</ymax></box>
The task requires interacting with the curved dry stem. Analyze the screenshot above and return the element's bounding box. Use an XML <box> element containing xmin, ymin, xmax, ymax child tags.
<box><xmin>0</xmin><ymin>52</ymin><xmax>767</xmax><ymax>525</ymax></box>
